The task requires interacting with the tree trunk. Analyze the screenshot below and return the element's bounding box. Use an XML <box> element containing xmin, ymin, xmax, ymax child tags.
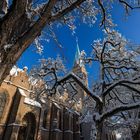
<box><xmin>0</xmin><ymin>61</ymin><xmax>15</xmax><ymax>84</ymax></box>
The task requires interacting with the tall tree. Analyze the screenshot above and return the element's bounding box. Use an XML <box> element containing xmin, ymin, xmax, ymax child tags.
<box><xmin>30</xmin><ymin>30</ymin><xmax>140</xmax><ymax>140</ymax></box>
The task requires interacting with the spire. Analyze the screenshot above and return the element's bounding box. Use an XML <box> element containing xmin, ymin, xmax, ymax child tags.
<box><xmin>73</xmin><ymin>37</ymin><xmax>85</xmax><ymax>67</ymax></box>
<box><xmin>74</xmin><ymin>37</ymin><xmax>81</xmax><ymax>66</ymax></box>
<box><xmin>72</xmin><ymin>38</ymin><xmax>88</xmax><ymax>86</ymax></box>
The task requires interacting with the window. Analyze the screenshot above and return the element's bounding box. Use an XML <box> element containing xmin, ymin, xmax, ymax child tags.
<box><xmin>18</xmin><ymin>112</ymin><xmax>36</xmax><ymax>140</ymax></box>
<box><xmin>42</xmin><ymin>109</ymin><xmax>48</xmax><ymax>128</ymax></box>
<box><xmin>0</xmin><ymin>92</ymin><xmax>7</xmax><ymax>119</ymax></box>
<box><xmin>57</xmin><ymin>110</ymin><xmax>62</xmax><ymax>129</ymax></box>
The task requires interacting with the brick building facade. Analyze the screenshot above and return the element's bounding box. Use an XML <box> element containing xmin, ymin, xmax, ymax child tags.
<box><xmin>0</xmin><ymin>66</ymin><xmax>84</xmax><ymax>140</ymax></box>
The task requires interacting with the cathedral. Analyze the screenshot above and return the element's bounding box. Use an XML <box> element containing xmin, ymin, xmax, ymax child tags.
<box><xmin>0</xmin><ymin>46</ymin><xmax>116</xmax><ymax>140</ymax></box>
<box><xmin>0</xmin><ymin>63</ymin><xmax>87</xmax><ymax>140</ymax></box>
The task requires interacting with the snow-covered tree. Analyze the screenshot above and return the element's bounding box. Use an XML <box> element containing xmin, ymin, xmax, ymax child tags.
<box><xmin>106</xmin><ymin>109</ymin><xmax>140</xmax><ymax>140</ymax></box>
<box><xmin>29</xmin><ymin>29</ymin><xmax>140</xmax><ymax>140</ymax></box>
<box><xmin>82</xmin><ymin>30</ymin><xmax>140</xmax><ymax>140</ymax></box>
<box><xmin>0</xmin><ymin>0</ymin><xmax>140</xmax><ymax>84</ymax></box>
<box><xmin>29</xmin><ymin>56</ymin><xmax>66</xmax><ymax>98</ymax></box>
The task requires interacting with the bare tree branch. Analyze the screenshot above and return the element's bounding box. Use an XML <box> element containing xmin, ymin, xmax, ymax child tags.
<box><xmin>58</xmin><ymin>72</ymin><xmax>102</xmax><ymax>105</ymax></box>
<box><xmin>99</xmin><ymin>102</ymin><xmax>140</xmax><ymax>123</ymax></box>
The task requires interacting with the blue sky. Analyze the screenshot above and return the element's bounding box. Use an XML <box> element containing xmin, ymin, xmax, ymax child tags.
<box><xmin>17</xmin><ymin>2</ymin><xmax>140</xmax><ymax>85</ymax></box>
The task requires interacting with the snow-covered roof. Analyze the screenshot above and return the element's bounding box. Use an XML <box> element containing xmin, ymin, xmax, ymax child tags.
<box><xmin>53</xmin><ymin>102</ymin><xmax>61</xmax><ymax>109</ymax></box>
<box><xmin>24</xmin><ymin>98</ymin><xmax>41</xmax><ymax>108</ymax></box>
<box><xmin>18</xmin><ymin>88</ymin><xmax>27</xmax><ymax>97</ymax></box>
<box><xmin>74</xmin><ymin>111</ymin><xmax>80</xmax><ymax>116</ymax></box>
<box><xmin>23</xmin><ymin>66</ymin><xmax>28</xmax><ymax>70</ymax></box>
<box><xmin>40</xmin><ymin>98</ymin><xmax>46</xmax><ymax>104</ymax></box>
<box><xmin>8</xmin><ymin>123</ymin><xmax>21</xmax><ymax>126</ymax></box>
<box><xmin>10</xmin><ymin>65</ymin><xmax>25</xmax><ymax>77</ymax></box>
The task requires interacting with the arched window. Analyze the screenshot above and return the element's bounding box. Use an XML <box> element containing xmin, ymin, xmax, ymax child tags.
<box><xmin>57</xmin><ymin>109</ymin><xmax>62</xmax><ymax>130</ymax></box>
<box><xmin>0</xmin><ymin>92</ymin><xmax>7</xmax><ymax>119</ymax></box>
<box><xmin>18</xmin><ymin>112</ymin><xmax>36</xmax><ymax>140</ymax></box>
<box><xmin>42</xmin><ymin>109</ymin><xmax>48</xmax><ymax>128</ymax></box>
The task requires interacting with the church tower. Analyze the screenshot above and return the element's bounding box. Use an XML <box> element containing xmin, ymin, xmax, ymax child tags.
<box><xmin>72</xmin><ymin>40</ymin><xmax>88</xmax><ymax>107</ymax></box>
<box><xmin>72</xmin><ymin>39</ymin><xmax>88</xmax><ymax>86</ymax></box>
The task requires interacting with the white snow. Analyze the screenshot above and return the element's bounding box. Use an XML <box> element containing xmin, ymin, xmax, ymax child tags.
<box><xmin>3</xmin><ymin>44</ymin><xmax>12</xmax><ymax>51</ymax></box>
<box><xmin>8</xmin><ymin>123</ymin><xmax>21</xmax><ymax>126</ymax></box>
<box><xmin>100</xmin><ymin>102</ymin><xmax>140</xmax><ymax>121</ymax></box>
<box><xmin>40</xmin><ymin>98</ymin><xmax>46</xmax><ymax>104</ymax></box>
<box><xmin>116</xmin><ymin>133</ymin><xmax>122</xmax><ymax>139</ymax></box>
<box><xmin>10</xmin><ymin>66</ymin><xmax>24</xmax><ymax>77</ymax></box>
<box><xmin>24</xmin><ymin>98</ymin><xmax>41</xmax><ymax>108</ymax></box>
<box><xmin>34</xmin><ymin>38</ymin><xmax>43</xmax><ymax>54</ymax></box>
<box><xmin>28</xmin><ymin>76</ymin><xmax>38</xmax><ymax>85</ymax></box>
<box><xmin>74</xmin><ymin>111</ymin><xmax>80</xmax><ymax>115</ymax></box>
<box><xmin>58</xmin><ymin>72</ymin><xmax>102</xmax><ymax>103</ymax></box>
<box><xmin>53</xmin><ymin>102</ymin><xmax>61</xmax><ymax>109</ymax></box>
<box><xmin>23</xmin><ymin>66</ymin><xmax>28</xmax><ymax>71</ymax></box>
<box><xmin>10</xmin><ymin>66</ymin><xmax>18</xmax><ymax>76</ymax></box>
<box><xmin>18</xmin><ymin>88</ymin><xmax>27</xmax><ymax>97</ymax></box>
<box><xmin>40</xmin><ymin>127</ymin><xmax>48</xmax><ymax>131</ymax></box>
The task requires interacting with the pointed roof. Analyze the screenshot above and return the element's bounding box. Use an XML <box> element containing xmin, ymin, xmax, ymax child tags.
<box><xmin>74</xmin><ymin>37</ymin><xmax>81</xmax><ymax>66</ymax></box>
<box><xmin>73</xmin><ymin>37</ymin><xmax>85</xmax><ymax>68</ymax></box>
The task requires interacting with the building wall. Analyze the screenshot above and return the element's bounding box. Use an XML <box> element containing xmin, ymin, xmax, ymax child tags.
<box><xmin>0</xmin><ymin>67</ymin><xmax>82</xmax><ymax>140</ymax></box>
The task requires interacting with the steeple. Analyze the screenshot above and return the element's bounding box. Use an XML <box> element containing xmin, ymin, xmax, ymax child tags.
<box><xmin>73</xmin><ymin>37</ymin><xmax>85</xmax><ymax>68</ymax></box>
<box><xmin>74</xmin><ymin>38</ymin><xmax>80</xmax><ymax>67</ymax></box>
<box><xmin>72</xmin><ymin>38</ymin><xmax>88</xmax><ymax>86</ymax></box>
<box><xmin>72</xmin><ymin>38</ymin><xmax>88</xmax><ymax>104</ymax></box>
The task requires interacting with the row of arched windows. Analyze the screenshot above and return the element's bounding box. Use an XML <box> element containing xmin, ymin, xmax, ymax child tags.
<box><xmin>42</xmin><ymin>104</ymin><xmax>78</xmax><ymax>132</ymax></box>
<box><xmin>42</xmin><ymin>104</ymin><xmax>63</xmax><ymax>130</ymax></box>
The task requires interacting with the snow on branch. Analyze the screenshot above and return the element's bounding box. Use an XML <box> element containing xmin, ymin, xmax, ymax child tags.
<box><xmin>51</xmin><ymin>0</ymin><xmax>86</xmax><ymax>21</ymax></box>
<box><xmin>102</xmin><ymin>78</ymin><xmax>140</xmax><ymax>97</ymax></box>
<box><xmin>96</xmin><ymin>102</ymin><xmax>140</xmax><ymax>123</ymax></box>
<box><xmin>58</xmin><ymin>72</ymin><xmax>102</xmax><ymax>105</ymax></box>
